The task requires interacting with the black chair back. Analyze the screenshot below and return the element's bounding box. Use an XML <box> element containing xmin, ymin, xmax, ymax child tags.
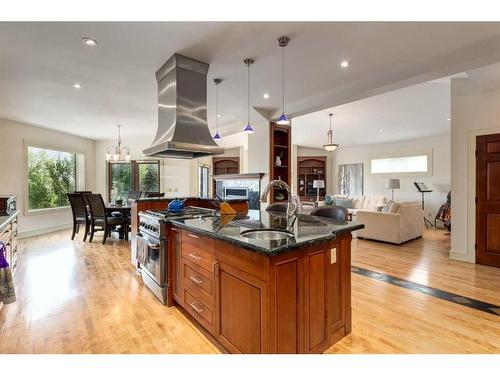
<box><xmin>86</xmin><ymin>193</ymin><xmax>107</xmax><ymax>220</ymax></box>
<box><xmin>266</xmin><ymin>202</ymin><xmax>288</xmax><ymax>213</ymax></box>
<box><xmin>310</xmin><ymin>205</ymin><xmax>348</xmax><ymax>221</ymax></box>
<box><xmin>67</xmin><ymin>193</ymin><xmax>88</xmax><ymax>219</ymax></box>
<box><xmin>74</xmin><ymin>190</ymin><xmax>92</xmax><ymax>194</ymax></box>
<box><xmin>143</xmin><ymin>192</ymin><xmax>164</xmax><ymax>198</ymax></box>
<box><xmin>127</xmin><ymin>191</ymin><xmax>142</xmax><ymax>201</ymax></box>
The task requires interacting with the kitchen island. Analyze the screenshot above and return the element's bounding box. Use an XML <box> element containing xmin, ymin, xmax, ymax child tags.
<box><xmin>167</xmin><ymin>210</ymin><xmax>363</xmax><ymax>354</ymax></box>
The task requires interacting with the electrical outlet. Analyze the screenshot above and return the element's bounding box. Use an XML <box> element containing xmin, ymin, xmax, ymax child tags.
<box><xmin>330</xmin><ymin>248</ymin><xmax>337</xmax><ymax>264</ymax></box>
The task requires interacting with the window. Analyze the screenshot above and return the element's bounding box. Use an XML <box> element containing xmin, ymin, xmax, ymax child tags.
<box><xmin>108</xmin><ymin>160</ymin><xmax>160</xmax><ymax>202</ymax></box>
<box><xmin>371</xmin><ymin>155</ymin><xmax>429</xmax><ymax>175</ymax></box>
<box><xmin>199</xmin><ymin>165</ymin><xmax>210</xmax><ymax>198</ymax></box>
<box><xmin>27</xmin><ymin>146</ymin><xmax>77</xmax><ymax>210</ymax></box>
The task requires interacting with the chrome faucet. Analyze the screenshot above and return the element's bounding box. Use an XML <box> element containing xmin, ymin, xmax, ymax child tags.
<box><xmin>260</xmin><ymin>179</ymin><xmax>300</xmax><ymax>218</ymax></box>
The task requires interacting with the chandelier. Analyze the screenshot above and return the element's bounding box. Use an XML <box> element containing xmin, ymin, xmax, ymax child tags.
<box><xmin>323</xmin><ymin>114</ymin><xmax>338</xmax><ymax>152</ymax></box>
<box><xmin>106</xmin><ymin>125</ymin><xmax>131</xmax><ymax>162</ymax></box>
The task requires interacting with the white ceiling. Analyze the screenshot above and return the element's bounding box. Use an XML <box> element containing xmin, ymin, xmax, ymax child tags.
<box><xmin>2</xmin><ymin>22</ymin><xmax>500</xmax><ymax>141</ymax></box>
<box><xmin>292</xmin><ymin>80</ymin><xmax>452</xmax><ymax>148</ymax></box>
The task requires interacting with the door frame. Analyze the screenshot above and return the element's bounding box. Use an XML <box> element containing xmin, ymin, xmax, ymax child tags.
<box><xmin>464</xmin><ymin>126</ymin><xmax>500</xmax><ymax>263</ymax></box>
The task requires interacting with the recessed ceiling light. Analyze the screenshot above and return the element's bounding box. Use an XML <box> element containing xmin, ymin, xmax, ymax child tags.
<box><xmin>73</xmin><ymin>83</ymin><xmax>81</xmax><ymax>89</ymax></box>
<box><xmin>81</xmin><ymin>37</ymin><xmax>97</xmax><ymax>46</ymax></box>
<box><xmin>446</xmin><ymin>117</ymin><xmax>451</xmax><ymax>121</ymax></box>
<box><xmin>217</xmin><ymin>114</ymin><xmax>222</xmax><ymax>118</ymax></box>
<box><xmin>340</xmin><ymin>60</ymin><xmax>349</xmax><ymax>68</ymax></box>
<box><xmin>378</xmin><ymin>129</ymin><xmax>383</xmax><ymax>133</ymax></box>
<box><xmin>263</xmin><ymin>93</ymin><xmax>270</xmax><ymax>99</ymax></box>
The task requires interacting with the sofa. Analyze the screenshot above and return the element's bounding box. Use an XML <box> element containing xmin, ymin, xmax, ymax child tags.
<box><xmin>355</xmin><ymin>201</ymin><xmax>423</xmax><ymax>244</ymax></box>
<box><xmin>348</xmin><ymin>196</ymin><xmax>387</xmax><ymax>216</ymax></box>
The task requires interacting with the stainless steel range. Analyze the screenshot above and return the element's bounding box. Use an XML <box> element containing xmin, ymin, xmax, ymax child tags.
<box><xmin>136</xmin><ymin>207</ymin><xmax>216</xmax><ymax>304</ymax></box>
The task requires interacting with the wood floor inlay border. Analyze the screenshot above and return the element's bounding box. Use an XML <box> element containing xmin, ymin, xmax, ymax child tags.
<box><xmin>351</xmin><ymin>266</ymin><xmax>500</xmax><ymax>316</ymax></box>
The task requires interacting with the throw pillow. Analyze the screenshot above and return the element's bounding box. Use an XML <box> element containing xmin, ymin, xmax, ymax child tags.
<box><xmin>325</xmin><ymin>195</ymin><xmax>334</xmax><ymax>206</ymax></box>
<box><xmin>381</xmin><ymin>200</ymin><xmax>393</xmax><ymax>213</ymax></box>
<box><xmin>336</xmin><ymin>198</ymin><xmax>354</xmax><ymax>209</ymax></box>
<box><xmin>388</xmin><ymin>202</ymin><xmax>400</xmax><ymax>213</ymax></box>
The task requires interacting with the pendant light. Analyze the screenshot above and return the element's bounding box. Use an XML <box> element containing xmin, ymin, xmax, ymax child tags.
<box><xmin>323</xmin><ymin>114</ymin><xmax>338</xmax><ymax>152</ymax></box>
<box><xmin>106</xmin><ymin>125</ymin><xmax>131</xmax><ymax>162</ymax></box>
<box><xmin>213</xmin><ymin>78</ymin><xmax>222</xmax><ymax>141</ymax></box>
<box><xmin>243</xmin><ymin>58</ymin><xmax>255</xmax><ymax>134</ymax></box>
<box><xmin>277</xmin><ymin>36</ymin><xmax>290</xmax><ymax>125</ymax></box>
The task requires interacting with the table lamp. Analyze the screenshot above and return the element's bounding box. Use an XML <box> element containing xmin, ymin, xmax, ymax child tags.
<box><xmin>385</xmin><ymin>178</ymin><xmax>400</xmax><ymax>200</ymax></box>
<box><xmin>313</xmin><ymin>180</ymin><xmax>325</xmax><ymax>203</ymax></box>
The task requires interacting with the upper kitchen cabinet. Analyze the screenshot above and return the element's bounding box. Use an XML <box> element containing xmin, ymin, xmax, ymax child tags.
<box><xmin>269</xmin><ymin>122</ymin><xmax>291</xmax><ymax>203</ymax></box>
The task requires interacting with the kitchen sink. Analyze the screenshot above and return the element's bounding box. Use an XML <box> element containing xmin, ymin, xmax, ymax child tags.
<box><xmin>240</xmin><ymin>229</ymin><xmax>295</xmax><ymax>241</ymax></box>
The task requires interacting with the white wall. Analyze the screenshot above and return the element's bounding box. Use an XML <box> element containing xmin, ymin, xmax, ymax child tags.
<box><xmin>0</xmin><ymin>117</ymin><xmax>95</xmax><ymax>236</ymax></box>
<box><xmin>332</xmin><ymin>134</ymin><xmax>451</xmax><ymax>220</ymax></box>
<box><xmin>450</xmin><ymin>78</ymin><xmax>500</xmax><ymax>263</ymax></box>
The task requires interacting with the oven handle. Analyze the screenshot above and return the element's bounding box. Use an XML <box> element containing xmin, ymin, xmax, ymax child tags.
<box><xmin>147</xmin><ymin>242</ymin><xmax>161</xmax><ymax>250</ymax></box>
<box><xmin>135</xmin><ymin>233</ymin><xmax>161</xmax><ymax>250</ymax></box>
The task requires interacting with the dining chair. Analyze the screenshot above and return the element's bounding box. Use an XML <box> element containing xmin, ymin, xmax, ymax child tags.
<box><xmin>86</xmin><ymin>193</ymin><xmax>129</xmax><ymax>244</ymax></box>
<box><xmin>310</xmin><ymin>205</ymin><xmax>348</xmax><ymax>221</ymax></box>
<box><xmin>265</xmin><ymin>202</ymin><xmax>289</xmax><ymax>213</ymax></box>
<box><xmin>127</xmin><ymin>191</ymin><xmax>142</xmax><ymax>204</ymax></box>
<box><xmin>142</xmin><ymin>192</ymin><xmax>165</xmax><ymax>198</ymax></box>
<box><xmin>67</xmin><ymin>193</ymin><xmax>90</xmax><ymax>241</ymax></box>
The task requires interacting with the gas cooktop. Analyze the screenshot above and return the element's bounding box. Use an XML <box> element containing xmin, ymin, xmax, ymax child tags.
<box><xmin>143</xmin><ymin>206</ymin><xmax>217</xmax><ymax>220</ymax></box>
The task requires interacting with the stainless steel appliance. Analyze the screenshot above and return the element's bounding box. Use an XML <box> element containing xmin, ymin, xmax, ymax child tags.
<box><xmin>224</xmin><ymin>187</ymin><xmax>249</xmax><ymax>200</ymax></box>
<box><xmin>143</xmin><ymin>54</ymin><xmax>224</xmax><ymax>159</ymax></box>
<box><xmin>137</xmin><ymin>207</ymin><xmax>216</xmax><ymax>304</ymax></box>
<box><xmin>0</xmin><ymin>196</ymin><xmax>17</xmax><ymax>216</ymax></box>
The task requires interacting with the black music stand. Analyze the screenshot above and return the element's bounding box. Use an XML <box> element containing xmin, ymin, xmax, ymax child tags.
<box><xmin>414</xmin><ymin>182</ymin><xmax>433</xmax><ymax>228</ymax></box>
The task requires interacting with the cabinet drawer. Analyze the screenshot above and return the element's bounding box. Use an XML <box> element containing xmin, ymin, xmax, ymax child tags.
<box><xmin>181</xmin><ymin>230</ymin><xmax>214</xmax><ymax>254</ymax></box>
<box><xmin>182</xmin><ymin>259</ymin><xmax>215</xmax><ymax>306</ymax></box>
<box><xmin>184</xmin><ymin>290</ymin><xmax>214</xmax><ymax>333</ymax></box>
<box><xmin>181</xmin><ymin>232</ymin><xmax>215</xmax><ymax>273</ymax></box>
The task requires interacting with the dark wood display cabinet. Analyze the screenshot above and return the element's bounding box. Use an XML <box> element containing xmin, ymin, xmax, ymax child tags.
<box><xmin>269</xmin><ymin>122</ymin><xmax>291</xmax><ymax>203</ymax></box>
<box><xmin>213</xmin><ymin>157</ymin><xmax>240</xmax><ymax>176</ymax></box>
<box><xmin>297</xmin><ymin>156</ymin><xmax>327</xmax><ymax>202</ymax></box>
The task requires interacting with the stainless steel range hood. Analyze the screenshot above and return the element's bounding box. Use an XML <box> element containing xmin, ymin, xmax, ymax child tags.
<box><xmin>143</xmin><ymin>54</ymin><xmax>224</xmax><ymax>159</ymax></box>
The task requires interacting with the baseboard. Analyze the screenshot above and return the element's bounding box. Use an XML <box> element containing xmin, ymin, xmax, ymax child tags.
<box><xmin>18</xmin><ymin>223</ymin><xmax>72</xmax><ymax>239</ymax></box>
<box><xmin>449</xmin><ymin>250</ymin><xmax>474</xmax><ymax>263</ymax></box>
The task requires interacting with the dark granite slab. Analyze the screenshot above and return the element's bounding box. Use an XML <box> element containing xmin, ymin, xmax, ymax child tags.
<box><xmin>169</xmin><ymin>210</ymin><xmax>364</xmax><ymax>257</ymax></box>
<box><xmin>0</xmin><ymin>211</ymin><xmax>19</xmax><ymax>233</ymax></box>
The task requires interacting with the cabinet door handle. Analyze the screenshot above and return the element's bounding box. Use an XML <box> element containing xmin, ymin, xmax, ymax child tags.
<box><xmin>189</xmin><ymin>275</ymin><xmax>203</xmax><ymax>284</ymax></box>
<box><xmin>189</xmin><ymin>253</ymin><xmax>202</xmax><ymax>260</ymax></box>
<box><xmin>188</xmin><ymin>233</ymin><xmax>200</xmax><ymax>239</ymax></box>
<box><xmin>190</xmin><ymin>302</ymin><xmax>204</xmax><ymax>313</ymax></box>
<box><xmin>171</xmin><ymin>227</ymin><xmax>179</xmax><ymax>232</ymax></box>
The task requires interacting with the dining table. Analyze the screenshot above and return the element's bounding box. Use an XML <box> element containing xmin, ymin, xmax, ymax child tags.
<box><xmin>105</xmin><ymin>203</ymin><xmax>132</xmax><ymax>240</ymax></box>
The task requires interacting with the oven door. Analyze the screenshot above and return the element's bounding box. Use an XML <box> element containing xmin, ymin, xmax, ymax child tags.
<box><xmin>136</xmin><ymin>233</ymin><xmax>166</xmax><ymax>286</ymax></box>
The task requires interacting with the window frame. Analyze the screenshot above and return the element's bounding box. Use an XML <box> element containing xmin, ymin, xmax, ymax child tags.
<box><xmin>24</xmin><ymin>141</ymin><xmax>83</xmax><ymax>215</ymax></box>
<box><xmin>369</xmin><ymin>150</ymin><xmax>433</xmax><ymax>177</ymax></box>
<box><xmin>107</xmin><ymin>159</ymin><xmax>161</xmax><ymax>202</ymax></box>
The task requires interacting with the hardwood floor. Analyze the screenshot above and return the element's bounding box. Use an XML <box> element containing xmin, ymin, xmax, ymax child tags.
<box><xmin>1</xmin><ymin>228</ymin><xmax>499</xmax><ymax>353</ymax></box>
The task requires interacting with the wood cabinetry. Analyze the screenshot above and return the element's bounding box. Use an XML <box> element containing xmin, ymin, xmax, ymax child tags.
<box><xmin>269</xmin><ymin>122</ymin><xmax>291</xmax><ymax>203</ymax></box>
<box><xmin>213</xmin><ymin>157</ymin><xmax>240</xmax><ymax>176</ymax></box>
<box><xmin>297</xmin><ymin>156</ymin><xmax>327</xmax><ymax>202</ymax></box>
<box><xmin>0</xmin><ymin>212</ymin><xmax>19</xmax><ymax>275</ymax></box>
<box><xmin>171</xmin><ymin>225</ymin><xmax>352</xmax><ymax>354</ymax></box>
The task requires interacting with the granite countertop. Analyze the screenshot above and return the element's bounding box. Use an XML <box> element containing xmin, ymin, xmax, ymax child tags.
<box><xmin>169</xmin><ymin>210</ymin><xmax>364</xmax><ymax>256</ymax></box>
<box><xmin>133</xmin><ymin>197</ymin><xmax>249</xmax><ymax>203</ymax></box>
<box><xmin>0</xmin><ymin>211</ymin><xmax>19</xmax><ymax>233</ymax></box>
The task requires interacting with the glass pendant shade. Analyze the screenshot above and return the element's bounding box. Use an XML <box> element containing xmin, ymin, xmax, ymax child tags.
<box><xmin>213</xmin><ymin>131</ymin><xmax>222</xmax><ymax>141</ymax></box>
<box><xmin>323</xmin><ymin>143</ymin><xmax>338</xmax><ymax>152</ymax></box>
<box><xmin>276</xmin><ymin>113</ymin><xmax>290</xmax><ymax>125</ymax></box>
<box><xmin>125</xmin><ymin>153</ymin><xmax>132</xmax><ymax>162</ymax></box>
<box><xmin>105</xmin><ymin>153</ymin><xmax>112</xmax><ymax>161</ymax></box>
<box><xmin>243</xmin><ymin>123</ymin><xmax>254</xmax><ymax>134</ymax></box>
<box><xmin>113</xmin><ymin>153</ymin><xmax>120</xmax><ymax>162</ymax></box>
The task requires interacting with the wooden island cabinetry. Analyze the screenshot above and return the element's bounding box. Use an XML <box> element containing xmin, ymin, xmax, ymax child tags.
<box><xmin>170</xmin><ymin>226</ymin><xmax>352</xmax><ymax>354</ymax></box>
